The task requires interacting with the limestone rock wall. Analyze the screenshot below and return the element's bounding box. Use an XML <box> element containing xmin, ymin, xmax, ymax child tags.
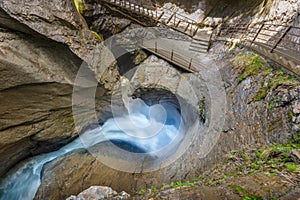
<box><xmin>0</xmin><ymin>0</ymin><xmax>115</xmax><ymax>177</ymax></box>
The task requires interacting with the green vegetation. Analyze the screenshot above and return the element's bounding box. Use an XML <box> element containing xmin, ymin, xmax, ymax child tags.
<box><xmin>138</xmin><ymin>188</ymin><xmax>147</xmax><ymax>195</ymax></box>
<box><xmin>254</xmin><ymin>67</ymin><xmax>297</xmax><ymax>102</ymax></box>
<box><xmin>90</xmin><ymin>30</ymin><xmax>103</xmax><ymax>42</ymax></box>
<box><xmin>233</xmin><ymin>52</ymin><xmax>265</xmax><ymax>79</ymax></box>
<box><xmin>243</xmin><ymin>196</ymin><xmax>263</xmax><ymax>200</ymax></box>
<box><xmin>231</xmin><ymin>185</ymin><xmax>263</xmax><ymax>199</ymax></box>
<box><xmin>134</xmin><ymin>137</ymin><xmax>299</xmax><ymax>199</ymax></box>
<box><xmin>268</xmin><ymin>103</ymin><xmax>275</xmax><ymax>110</ymax></box>
<box><xmin>65</xmin><ymin>116</ymin><xmax>75</xmax><ymax>127</ymax></box>
<box><xmin>231</xmin><ymin>185</ymin><xmax>248</xmax><ymax>196</ymax></box>
<box><xmin>285</xmin><ymin>163</ymin><xmax>298</xmax><ymax>172</ymax></box>
<box><xmin>150</xmin><ymin>185</ymin><xmax>158</xmax><ymax>194</ymax></box>
<box><xmin>74</xmin><ymin>0</ymin><xmax>87</xmax><ymax>14</ymax></box>
<box><xmin>233</xmin><ymin>51</ymin><xmax>298</xmax><ymax>102</ymax></box>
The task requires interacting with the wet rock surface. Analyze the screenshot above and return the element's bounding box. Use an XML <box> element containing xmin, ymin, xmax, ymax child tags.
<box><xmin>0</xmin><ymin>0</ymin><xmax>114</xmax><ymax>178</ymax></box>
<box><xmin>0</xmin><ymin>0</ymin><xmax>98</xmax><ymax>63</ymax></box>
<box><xmin>36</xmin><ymin>47</ymin><xmax>299</xmax><ymax>199</ymax></box>
<box><xmin>0</xmin><ymin>0</ymin><xmax>299</xmax><ymax>199</ymax></box>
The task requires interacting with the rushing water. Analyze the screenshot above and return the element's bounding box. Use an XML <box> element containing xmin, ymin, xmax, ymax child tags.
<box><xmin>0</xmin><ymin>98</ymin><xmax>184</xmax><ymax>200</ymax></box>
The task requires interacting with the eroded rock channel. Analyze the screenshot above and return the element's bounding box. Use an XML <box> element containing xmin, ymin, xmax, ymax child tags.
<box><xmin>0</xmin><ymin>0</ymin><xmax>299</xmax><ymax>199</ymax></box>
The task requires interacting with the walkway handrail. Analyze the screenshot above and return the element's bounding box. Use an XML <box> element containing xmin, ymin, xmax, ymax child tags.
<box><xmin>139</xmin><ymin>40</ymin><xmax>197</xmax><ymax>73</ymax></box>
<box><xmin>101</xmin><ymin>0</ymin><xmax>211</xmax><ymax>38</ymax></box>
<box><xmin>216</xmin><ymin>22</ymin><xmax>300</xmax><ymax>79</ymax></box>
<box><xmin>218</xmin><ymin>22</ymin><xmax>300</xmax><ymax>62</ymax></box>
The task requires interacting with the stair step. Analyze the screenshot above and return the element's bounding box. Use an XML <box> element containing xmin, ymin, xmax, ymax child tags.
<box><xmin>189</xmin><ymin>45</ymin><xmax>208</xmax><ymax>50</ymax></box>
<box><xmin>189</xmin><ymin>47</ymin><xmax>208</xmax><ymax>53</ymax></box>
<box><xmin>189</xmin><ymin>45</ymin><xmax>209</xmax><ymax>50</ymax></box>
<box><xmin>191</xmin><ymin>40</ymin><xmax>209</xmax><ymax>46</ymax></box>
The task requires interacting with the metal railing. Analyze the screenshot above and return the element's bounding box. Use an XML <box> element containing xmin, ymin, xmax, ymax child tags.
<box><xmin>140</xmin><ymin>40</ymin><xmax>198</xmax><ymax>73</ymax></box>
<box><xmin>218</xmin><ymin>22</ymin><xmax>300</xmax><ymax>63</ymax></box>
<box><xmin>102</xmin><ymin>0</ymin><xmax>211</xmax><ymax>39</ymax></box>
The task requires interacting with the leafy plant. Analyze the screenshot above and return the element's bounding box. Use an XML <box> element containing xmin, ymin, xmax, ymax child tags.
<box><xmin>233</xmin><ymin>52</ymin><xmax>265</xmax><ymax>79</ymax></box>
<box><xmin>138</xmin><ymin>188</ymin><xmax>147</xmax><ymax>195</ymax></box>
<box><xmin>171</xmin><ymin>181</ymin><xmax>184</xmax><ymax>188</ymax></box>
<box><xmin>285</xmin><ymin>163</ymin><xmax>298</xmax><ymax>172</ymax></box>
<box><xmin>150</xmin><ymin>185</ymin><xmax>158</xmax><ymax>194</ymax></box>
<box><xmin>268</xmin><ymin>103</ymin><xmax>275</xmax><ymax>110</ymax></box>
<box><xmin>243</xmin><ymin>196</ymin><xmax>263</xmax><ymax>200</ymax></box>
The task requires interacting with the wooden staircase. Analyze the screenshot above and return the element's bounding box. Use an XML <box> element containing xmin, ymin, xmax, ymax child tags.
<box><xmin>100</xmin><ymin>0</ymin><xmax>213</xmax><ymax>53</ymax></box>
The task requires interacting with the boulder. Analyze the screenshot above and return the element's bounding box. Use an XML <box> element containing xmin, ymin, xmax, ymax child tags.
<box><xmin>66</xmin><ymin>186</ymin><xmax>130</xmax><ymax>200</ymax></box>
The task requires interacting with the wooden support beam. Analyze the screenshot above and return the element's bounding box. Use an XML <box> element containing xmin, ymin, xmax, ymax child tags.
<box><xmin>193</xmin><ymin>26</ymin><xmax>199</xmax><ymax>37</ymax></box>
<box><xmin>251</xmin><ymin>24</ymin><xmax>264</xmax><ymax>45</ymax></box>
<box><xmin>176</xmin><ymin>20</ymin><xmax>181</xmax><ymax>27</ymax></box>
<box><xmin>270</xmin><ymin>26</ymin><xmax>292</xmax><ymax>53</ymax></box>
<box><xmin>184</xmin><ymin>23</ymin><xmax>190</xmax><ymax>32</ymax></box>
<box><xmin>157</xmin><ymin>11</ymin><xmax>164</xmax><ymax>21</ymax></box>
<box><xmin>173</xmin><ymin>13</ymin><xmax>176</xmax><ymax>26</ymax></box>
<box><xmin>166</xmin><ymin>13</ymin><xmax>176</xmax><ymax>24</ymax></box>
<box><xmin>189</xmin><ymin>58</ymin><xmax>192</xmax><ymax>69</ymax></box>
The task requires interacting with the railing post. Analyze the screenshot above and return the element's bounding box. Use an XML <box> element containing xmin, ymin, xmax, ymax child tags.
<box><xmin>155</xmin><ymin>4</ymin><xmax>158</xmax><ymax>19</ymax></box>
<box><xmin>171</xmin><ymin>49</ymin><xmax>174</xmax><ymax>60</ymax></box>
<box><xmin>176</xmin><ymin>20</ymin><xmax>181</xmax><ymax>27</ymax></box>
<box><xmin>193</xmin><ymin>26</ymin><xmax>199</xmax><ymax>37</ymax></box>
<box><xmin>270</xmin><ymin>25</ymin><xmax>292</xmax><ymax>53</ymax></box>
<box><xmin>184</xmin><ymin>23</ymin><xmax>190</xmax><ymax>32</ymax></box>
<box><xmin>166</xmin><ymin>13</ymin><xmax>175</xmax><ymax>24</ymax></box>
<box><xmin>251</xmin><ymin>24</ymin><xmax>264</xmax><ymax>45</ymax></box>
<box><xmin>174</xmin><ymin>13</ymin><xmax>176</xmax><ymax>26</ymax></box>
<box><xmin>240</xmin><ymin>23</ymin><xmax>251</xmax><ymax>40</ymax></box>
<box><xmin>229</xmin><ymin>24</ymin><xmax>238</xmax><ymax>39</ymax></box>
<box><xmin>155</xmin><ymin>41</ymin><xmax>157</xmax><ymax>52</ymax></box>
<box><xmin>189</xmin><ymin>58</ymin><xmax>192</xmax><ymax>69</ymax></box>
<box><xmin>157</xmin><ymin>11</ymin><xmax>164</xmax><ymax>21</ymax></box>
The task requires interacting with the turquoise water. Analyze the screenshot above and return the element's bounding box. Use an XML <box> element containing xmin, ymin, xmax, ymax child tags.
<box><xmin>0</xmin><ymin>98</ymin><xmax>183</xmax><ymax>200</ymax></box>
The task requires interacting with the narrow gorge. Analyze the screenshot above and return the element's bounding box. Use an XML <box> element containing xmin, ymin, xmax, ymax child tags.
<box><xmin>0</xmin><ymin>0</ymin><xmax>299</xmax><ymax>199</ymax></box>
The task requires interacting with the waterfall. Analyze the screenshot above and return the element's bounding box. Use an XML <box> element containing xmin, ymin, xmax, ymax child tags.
<box><xmin>0</xmin><ymin>98</ymin><xmax>184</xmax><ymax>200</ymax></box>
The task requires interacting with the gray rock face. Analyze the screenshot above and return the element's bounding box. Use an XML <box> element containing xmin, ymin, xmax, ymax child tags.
<box><xmin>0</xmin><ymin>0</ymin><xmax>98</xmax><ymax>63</ymax></box>
<box><xmin>0</xmin><ymin>0</ymin><xmax>114</xmax><ymax>178</ymax></box>
<box><xmin>35</xmin><ymin>48</ymin><xmax>299</xmax><ymax>199</ymax></box>
<box><xmin>0</xmin><ymin>27</ymin><xmax>81</xmax><ymax>177</ymax></box>
<box><xmin>66</xmin><ymin>186</ymin><xmax>130</xmax><ymax>200</ymax></box>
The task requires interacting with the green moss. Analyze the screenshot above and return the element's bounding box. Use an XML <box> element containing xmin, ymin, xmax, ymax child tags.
<box><xmin>285</xmin><ymin>164</ymin><xmax>298</xmax><ymax>172</ymax></box>
<box><xmin>268</xmin><ymin>103</ymin><xmax>275</xmax><ymax>110</ymax></box>
<box><xmin>238</xmin><ymin>75</ymin><xmax>244</xmax><ymax>82</ymax></box>
<box><xmin>233</xmin><ymin>51</ymin><xmax>298</xmax><ymax>102</ymax></box>
<box><xmin>138</xmin><ymin>188</ymin><xmax>147</xmax><ymax>195</ymax></box>
<box><xmin>231</xmin><ymin>185</ymin><xmax>248</xmax><ymax>196</ymax></box>
<box><xmin>233</xmin><ymin>52</ymin><xmax>265</xmax><ymax>79</ymax></box>
<box><xmin>243</xmin><ymin>196</ymin><xmax>263</xmax><ymax>200</ymax></box>
<box><xmin>150</xmin><ymin>185</ymin><xmax>158</xmax><ymax>194</ymax></box>
<box><xmin>65</xmin><ymin>116</ymin><xmax>75</xmax><ymax>127</ymax></box>
<box><xmin>74</xmin><ymin>0</ymin><xmax>87</xmax><ymax>14</ymax></box>
<box><xmin>90</xmin><ymin>30</ymin><xmax>103</xmax><ymax>42</ymax></box>
<box><xmin>253</xmin><ymin>88</ymin><xmax>268</xmax><ymax>101</ymax></box>
<box><xmin>171</xmin><ymin>181</ymin><xmax>184</xmax><ymax>188</ymax></box>
<box><xmin>253</xmin><ymin>68</ymin><xmax>298</xmax><ymax>102</ymax></box>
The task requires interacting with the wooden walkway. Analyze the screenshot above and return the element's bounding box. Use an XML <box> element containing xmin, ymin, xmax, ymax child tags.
<box><xmin>218</xmin><ymin>23</ymin><xmax>300</xmax><ymax>78</ymax></box>
<box><xmin>98</xmin><ymin>0</ymin><xmax>300</xmax><ymax>77</ymax></box>
<box><xmin>102</xmin><ymin>0</ymin><xmax>212</xmax><ymax>48</ymax></box>
<box><xmin>98</xmin><ymin>0</ymin><xmax>213</xmax><ymax>73</ymax></box>
<box><xmin>139</xmin><ymin>39</ymin><xmax>198</xmax><ymax>73</ymax></box>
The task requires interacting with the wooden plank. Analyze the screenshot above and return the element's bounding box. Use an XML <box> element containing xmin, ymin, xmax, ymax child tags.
<box><xmin>139</xmin><ymin>43</ymin><xmax>197</xmax><ymax>73</ymax></box>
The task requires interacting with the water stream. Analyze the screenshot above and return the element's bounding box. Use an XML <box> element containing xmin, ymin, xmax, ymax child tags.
<box><xmin>0</xmin><ymin>98</ymin><xmax>184</xmax><ymax>200</ymax></box>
